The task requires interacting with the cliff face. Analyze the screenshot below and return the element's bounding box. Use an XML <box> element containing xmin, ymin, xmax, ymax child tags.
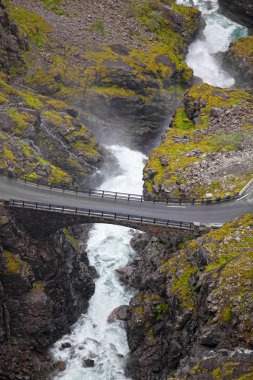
<box><xmin>224</xmin><ymin>36</ymin><xmax>253</xmax><ymax>90</ymax></box>
<box><xmin>218</xmin><ymin>0</ymin><xmax>253</xmax><ymax>30</ymax></box>
<box><xmin>0</xmin><ymin>0</ymin><xmax>107</xmax><ymax>186</ymax></box>
<box><xmin>143</xmin><ymin>83</ymin><xmax>253</xmax><ymax>199</ymax></box>
<box><xmin>0</xmin><ymin>206</ymin><xmax>95</xmax><ymax>379</ymax></box>
<box><xmin>5</xmin><ymin>0</ymin><xmax>202</xmax><ymax>150</ymax></box>
<box><xmin>126</xmin><ymin>214</ymin><xmax>253</xmax><ymax>379</ymax></box>
<box><xmin>0</xmin><ymin>1</ymin><xmax>28</xmax><ymax>71</ymax></box>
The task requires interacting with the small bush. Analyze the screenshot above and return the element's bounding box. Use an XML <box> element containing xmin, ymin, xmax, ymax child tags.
<box><xmin>42</xmin><ymin>0</ymin><xmax>65</xmax><ymax>15</ymax></box>
<box><xmin>213</xmin><ymin>132</ymin><xmax>245</xmax><ymax>151</ymax></box>
<box><xmin>87</xmin><ymin>20</ymin><xmax>105</xmax><ymax>35</ymax></box>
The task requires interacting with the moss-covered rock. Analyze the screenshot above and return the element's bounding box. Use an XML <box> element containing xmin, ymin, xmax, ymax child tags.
<box><xmin>6</xmin><ymin>0</ymin><xmax>202</xmax><ymax>149</ymax></box>
<box><xmin>143</xmin><ymin>83</ymin><xmax>253</xmax><ymax>199</ymax></box>
<box><xmin>127</xmin><ymin>214</ymin><xmax>253</xmax><ymax>379</ymax></box>
<box><xmin>224</xmin><ymin>36</ymin><xmax>253</xmax><ymax>89</ymax></box>
<box><xmin>0</xmin><ymin>72</ymin><xmax>104</xmax><ymax>184</ymax></box>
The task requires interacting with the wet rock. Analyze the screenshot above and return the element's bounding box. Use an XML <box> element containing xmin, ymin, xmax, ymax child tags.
<box><xmin>61</xmin><ymin>342</ymin><xmax>71</xmax><ymax>349</ymax></box>
<box><xmin>107</xmin><ymin>305</ymin><xmax>130</xmax><ymax>323</ymax></box>
<box><xmin>219</xmin><ymin>0</ymin><xmax>253</xmax><ymax>29</ymax></box>
<box><xmin>82</xmin><ymin>358</ymin><xmax>95</xmax><ymax>368</ymax></box>
<box><xmin>57</xmin><ymin>361</ymin><xmax>67</xmax><ymax>371</ymax></box>
<box><xmin>0</xmin><ymin>206</ymin><xmax>95</xmax><ymax>379</ymax></box>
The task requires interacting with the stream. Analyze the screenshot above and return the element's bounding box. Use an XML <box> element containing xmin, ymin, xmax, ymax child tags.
<box><xmin>51</xmin><ymin>1</ymin><xmax>248</xmax><ymax>379</ymax></box>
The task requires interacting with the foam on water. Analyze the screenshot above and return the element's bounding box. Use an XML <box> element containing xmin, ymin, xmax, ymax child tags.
<box><xmin>176</xmin><ymin>0</ymin><xmax>248</xmax><ymax>87</ymax></box>
<box><xmin>51</xmin><ymin>146</ymin><xmax>146</xmax><ymax>380</ymax></box>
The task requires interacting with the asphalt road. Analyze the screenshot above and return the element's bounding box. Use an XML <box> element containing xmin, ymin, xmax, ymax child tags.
<box><xmin>0</xmin><ymin>175</ymin><xmax>252</xmax><ymax>225</ymax></box>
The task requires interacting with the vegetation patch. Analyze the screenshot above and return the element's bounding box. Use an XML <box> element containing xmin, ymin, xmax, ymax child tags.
<box><xmin>7</xmin><ymin>6</ymin><xmax>52</xmax><ymax>47</ymax></box>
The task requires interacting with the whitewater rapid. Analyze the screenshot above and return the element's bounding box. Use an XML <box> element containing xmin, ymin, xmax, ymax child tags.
<box><xmin>51</xmin><ymin>2</ymin><xmax>248</xmax><ymax>379</ymax></box>
<box><xmin>176</xmin><ymin>0</ymin><xmax>248</xmax><ymax>87</ymax></box>
<box><xmin>51</xmin><ymin>146</ymin><xmax>146</xmax><ymax>380</ymax></box>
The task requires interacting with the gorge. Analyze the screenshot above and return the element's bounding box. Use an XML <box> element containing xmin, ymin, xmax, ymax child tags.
<box><xmin>0</xmin><ymin>0</ymin><xmax>252</xmax><ymax>379</ymax></box>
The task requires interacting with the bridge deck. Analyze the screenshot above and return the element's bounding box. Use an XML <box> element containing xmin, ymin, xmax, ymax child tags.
<box><xmin>0</xmin><ymin>175</ymin><xmax>252</xmax><ymax>225</ymax></box>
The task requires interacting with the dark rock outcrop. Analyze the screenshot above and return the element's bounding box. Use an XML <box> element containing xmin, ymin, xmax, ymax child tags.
<box><xmin>223</xmin><ymin>36</ymin><xmax>253</xmax><ymax>90</ymax></box>
<box><xmin>126</xmin><ymin>214</ymin><xmax>253</xmax><ymax>379</ymax></box>
<box><xmin>218</xmin><ymin>0</ymin><xmax>253</xmax><ymax>30</ymax></box>
<box><xmin>0</xmin><ymin>206</ymin><xmax>96</xmax><ymax>379</ymax></box>
<box><xmin>0</xmin><ymin>0</ymin><xmax>28</xmax><ymax>71</ymax></box>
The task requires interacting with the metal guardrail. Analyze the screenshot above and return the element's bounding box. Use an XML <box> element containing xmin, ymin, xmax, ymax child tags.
<box><xmin>7</xmin><ymin>199</ymin><xmax>205</xmax><ymax>230</ymax></box>
<box><xmin>0</xmin><ymin>169</ymin><xmax>240</xmax><ymax>205</ymax></box>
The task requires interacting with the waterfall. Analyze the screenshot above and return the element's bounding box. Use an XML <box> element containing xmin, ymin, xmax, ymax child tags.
<box><xmin>51</xmin><ymin>146</ymin><xmax>146</xmax><ymax>379</ymax></box>
<box><xmin>177</xmin><ymin>0</ymin><xmax>248</xmax><ymax>87</ymax></box>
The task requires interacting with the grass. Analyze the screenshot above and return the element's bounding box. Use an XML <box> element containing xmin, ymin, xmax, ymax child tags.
<box><xmin>87</xmin><ymin>20</ymin><xmax>105</xmax><ymax>35</ymax></box>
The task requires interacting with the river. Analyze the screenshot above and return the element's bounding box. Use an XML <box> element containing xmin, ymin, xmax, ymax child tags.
<box><xmin>51</xmin><ymin>1</ymin><xmax>248</xmax><ymax>379</ymax></box>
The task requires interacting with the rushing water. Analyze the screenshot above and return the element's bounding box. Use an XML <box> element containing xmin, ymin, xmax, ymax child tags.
<box><xmin>51</xmin><ymin>1</ymin><xmax>248</xmax><ymax>379</ymax></box>
<box><xmin>176</xmin><ymin>0</ymin><xmax>248</xmax><ymax>87</ymax></box>
<box><xmin>51</xmin><ymin>146</ymin><xmax>146</xmax><ymax>380</ymax></box>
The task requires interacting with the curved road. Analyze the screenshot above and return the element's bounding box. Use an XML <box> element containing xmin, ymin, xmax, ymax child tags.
<box><xmin>0</xmin><ymin>175</ymin><xmax>252</xmax><ymax>225</ymax></box>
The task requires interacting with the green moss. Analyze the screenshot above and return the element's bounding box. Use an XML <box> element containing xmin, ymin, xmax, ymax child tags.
<box><xmin>212</xmin><ymin>362</ymin><xmax>240</xmax><ymax>380</ymax></box>
<box><xmin>62</xmin><ymin>228</ymin><xmax>80</xmax><ymax>253</ymax></box>
<box><xmin>87</xmin><ymin>20</ymin><xmax>105</xmax><ymax>35</ymax></box>
<box><xmin>3</xmin><ymin>145</ymin><xmax>15</xmax><ymax>160</ymax></box>
<box><xmin>33</xmin><ymin>282</ymin><xmax>45</xmax><ymax>291</ymax></box>
<box><xmin>20</xmin><ymin>91</ymin><xmax>43</xmax><ymax>109</ymax></box>
<box><xmin>230</xmin><ymin>36</ymin><xmax>253</xmax><ymax>61</ymax></box>
<box><xmin>0</xmin><ymin>92</ymin><xmax>8</xmax><ymax>104</ymax></box>
<box><xmin>42</xmin><ymin>0</ymin><xmax>65</xmax><ymax>15</ymax></box>
<box><xmin>90</xmin><ymin>86</ymin><xmax>135</xmax><ymax>98</ymax></box>
<box><xmin>3</xmin><ymin>250</ymin><xmax>30</xmax><ymax>274</ymax></box>
<box><xmin>8</xmin><ymin>6</ymin><xmax>52</xmax><ymax>47</ymax></box>
<box><xmin>6</xmin><ymin>108</ymin><xmax>29</xmax><ymax>135</ymax></box>
<box><xmin>172</xmin><ymin>107</ymin><xmax>195</xmax><ymax>130</ymax></box>
<box><xmin>25</xmin><ymin>67</ymin><xmax>59</xmax><ymax>93</ymax></box>
<box><xmin>155</xmin><ymin>303</ymin><xmax>170</xmax><ymax>317</ymax></box>
<box><xmin>144</xmin><ymin>83</ymin><xmax>253</xmax><ymax>198</ymax></box>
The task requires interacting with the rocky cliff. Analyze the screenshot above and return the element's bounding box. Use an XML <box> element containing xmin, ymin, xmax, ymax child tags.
<box><xmin>224</xmin><ymin>36</ymin><xmax>253</xmax><ymax>91</ymax></box>
<box><xmin>143</xmin><ymin>83</ymin><xmax>253</xmax><ymax>199</ymax></box>
<box><xmin>0</xmin><ymin>1</ymin><xmax>28</xmax><ymax>71</ymax></box>
<box><xmin>0</xmin><ymin>206</ymin><xmax>95</xmax><ymax>379</ymax></box>
<box><xmin>0</xmin><ymin>0</ymin><xmax>107</xmax><ymax>186</ymax></box>
<box><xmin>219</xmin><ymin>0</ymin><xmax>253</xmax><ymax>30</ymax></box>
<box><xmin>126</xmin><ymin>214</ymin><xmax>253</xmax><ymax>379</ymax></box>
<box><xmin>5</xmin><ymin>0</ymin><xmax>202</xmax><ymax>150</ymax></box>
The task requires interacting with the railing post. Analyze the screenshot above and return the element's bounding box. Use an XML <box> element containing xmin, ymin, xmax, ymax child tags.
<box><xmin>128</xmin><ymin>215</ymin><xmax>129</xmax><ymax>220</ymax></box>
<box><xmin>62</xmin><ymin>206</ymin><xmax>64</xmax><ymax>212</ymax></box>
<box><xmin>166</xmin><ymin>198</ymin><xmax>169</xmax><ymax>204</ymax></box>
<box><xmin>115</xmin><ymin>192</ymin><xmax>117</xmax><ymax>199</ymax></box>
<box><xmin>114</xmin><ymin>213</ymin><xmax>116</xmax><ymax>219</ymax></box>
<box><xmin>154</xmin><ymin>218</ymin><xmax>156</xmax><ymax>224</ymax></box>
<box><xmin>179</xmin><ymin>198</ymin><xmax>182</xmax><ymax>205</ymax></box>
<box><xmin>192</xmin><ymin>199</ymin><xmax>195</xmax><ymax>204</ymax></box>
<box><xmin>89</xmin><ymin>189</ymin><xmax>91</xmax><ymax>196</ymax></box>
<box><xmin>75</xmin><ymin>187</ymin><xmax>78</xmax><ymax>194</ymax></box>
<box><xmin>88</xmin><ymin>209</ymin><xmax>90</xmax><ymax>215</ymax></box>
<box><xmin>75</xmin><ymin>208</ymin><xmax>77</xmax><ymax>214</ymax></box>
<box><xmin>102</xmin><ymin>190</ymin><xmax>104</xmax><ymax>198</ymax></box>
<box><xmin>128</xmin><ymin>194</ymin><xmax>130</xmax><ymax>201</ymax></box>
<box><xmin>49</xmin><ymin>205</ymin><xmax>51</xmax><ymax>210</ymax></box>
<box><xmin>36</xmin><ymin>203</ymin><xmax>38</xmax><ymax>209</ymax></box>
<box><xmin>141</xmin><ymin>196</ymin><xmax>143</xmax><ymax>202</ymax></box>
<box><xmin>22</xmin><ymin>201</ymin><xmax>24</xmax><ymax>207</ymax></box>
